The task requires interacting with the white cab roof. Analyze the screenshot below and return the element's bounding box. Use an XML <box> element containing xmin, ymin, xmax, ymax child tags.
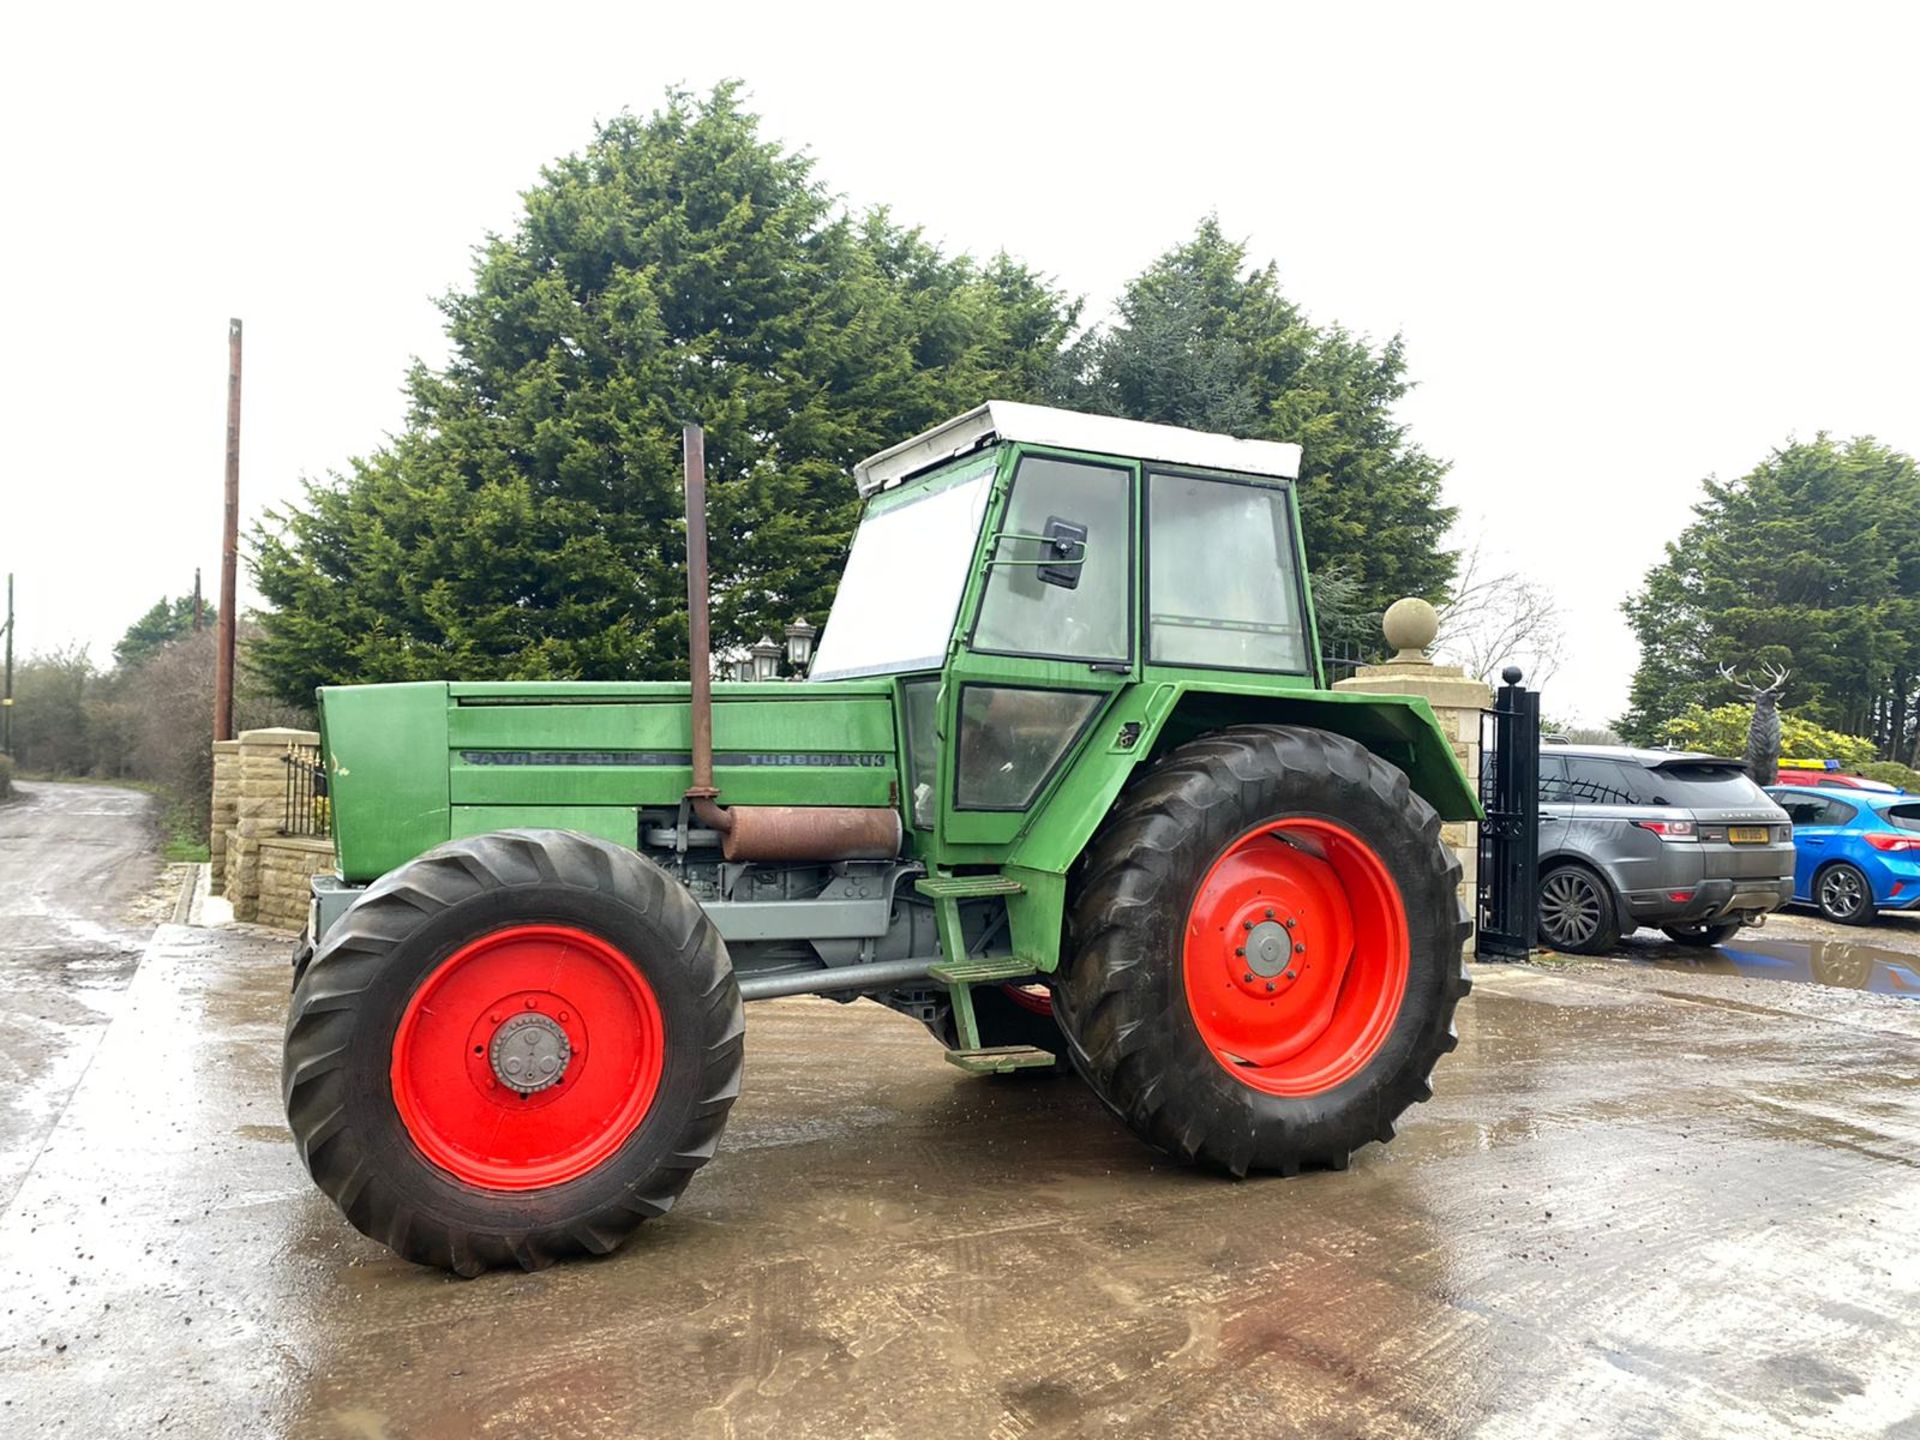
<box><xmin>852</xmin><ymin>400</ymin><xmax>1304</xmax><ymax>497</ymax></box>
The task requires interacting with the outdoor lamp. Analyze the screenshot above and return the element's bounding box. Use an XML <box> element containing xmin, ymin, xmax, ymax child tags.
<box><xmin>784</xmin><ymin>615</ymin><xmax>817</xmax><ymax>675</ymax></box>
<box><xmin>731</xmin><ymin>654</ymin><xmax>755</xmax><ymax>683</ymax></box>
<box><xmin>750</xmin><ymin>634</ymin><xmax>782</xmax><ymax>682</ymax></box>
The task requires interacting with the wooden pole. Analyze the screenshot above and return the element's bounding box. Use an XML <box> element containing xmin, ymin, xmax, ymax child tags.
<box><xmin>214</xmin><ymin>319</ymin><xmax>241</xmax><ymax>742</ymax></box>
<box><xmin>2</xmin><ymin>573</ymin><xmax>13</xmax><ymax>757</ymax></box>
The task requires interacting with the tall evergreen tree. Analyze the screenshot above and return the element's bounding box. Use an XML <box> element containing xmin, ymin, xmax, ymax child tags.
<box><xmin>1620</xmin><ymin>435</ymin><xmax>1920</xmax><ymax>758</ymax></box>
<box><xmin>1081</xmin><ymin>218</ymin><xmax>1457</xmax><ymax>614</ymax></box>
<box><xmin>252</xmin><ymin>86</ymin><xmax>1077</xmax><ymax>699</ymax></box>
<box><xmin>115</xmin><ymin>594</ymin><xmax>213</xmax><ymax>670</ymax></box>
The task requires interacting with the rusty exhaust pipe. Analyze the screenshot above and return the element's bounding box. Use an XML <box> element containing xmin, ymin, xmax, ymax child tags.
<box><xmin>681</xmin><ymin>424</ymin><xmax>900</xmax><ymax>863</ymax></box>
<box><xmin>682</xmin><ymin>423</ymin><xmax>732</xmax><ymax>836</ymax></box>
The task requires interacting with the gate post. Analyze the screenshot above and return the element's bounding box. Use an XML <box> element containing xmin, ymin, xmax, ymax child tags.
<box><xmin>1333</xmin><ymin>600</ymin><xmax>1492</xmax><ymax>941</ymax></box>
<box><xmin>1475</xmin><ymin>667</ymin><xmax>1541</xmax><ymax>959</ymax></box>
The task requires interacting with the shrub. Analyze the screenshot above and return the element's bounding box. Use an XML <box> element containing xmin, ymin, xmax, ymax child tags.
<box><xmin>1860</xmin><ymin>760</ymin><xmax>1920</xmax><ymax>793</ymax></box>
<box><xmin>0</xmin><ymin>752</ymin><xmax>12</xmax><ymax>799</ymax></box>
<box><xmin>1658</xmin><ymin>703</ymin><xmax>1876</xmax><ymax>767</ymax></box>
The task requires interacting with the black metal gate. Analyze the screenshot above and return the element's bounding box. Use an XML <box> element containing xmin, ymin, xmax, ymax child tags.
<box><xmin>1476</xmin><ymin>667</ymin><xmax>1540</xmax><ymax>959</ymax></box>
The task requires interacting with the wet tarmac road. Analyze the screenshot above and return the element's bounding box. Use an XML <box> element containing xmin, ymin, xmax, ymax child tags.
<box><xmin>4</xmin><ymin>916</ymin><xmax>1918</xmax><ymax>1437</ymax></box>
<box><xmin>0</xmin><ymin>781</ymin><xmax>158</xmax><ymax>1211</ymax></box>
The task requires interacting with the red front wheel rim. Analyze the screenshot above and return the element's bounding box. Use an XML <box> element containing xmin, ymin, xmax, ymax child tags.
<box><xmin>1182</xmin><ymin>818</ymin><xmax>1410</xmax><ymax>1097</ymax></box>
<box><xmin>390</xmin><ymin>924</ymin><xmax>666</xmax><ymax>1190</ymax></box>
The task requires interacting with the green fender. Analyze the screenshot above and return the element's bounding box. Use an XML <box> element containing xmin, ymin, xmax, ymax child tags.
<box><xmin>1001</xmin><ymin>683</ymin><xmax>1482</xmax><ymax>972</ymax></box>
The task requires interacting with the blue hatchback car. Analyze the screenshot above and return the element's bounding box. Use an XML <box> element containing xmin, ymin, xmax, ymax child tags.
<box><xmin>1764</xmin><ymin>785</ymin><xmax>1920</xmax><ymax>924</ymax></box>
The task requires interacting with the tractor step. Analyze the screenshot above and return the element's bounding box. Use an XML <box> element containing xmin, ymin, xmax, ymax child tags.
<box><xmin>944</xmin><ymin>1045</ymin><xmax>1056</xmax><ymax>1075</ymax></box>
<box><xmin>915</xmin><ymin>873</ymin><xmax>1026</xmax><ymax>900</ymax></box>
<box><xmin>927</xmin><ymin>956</ymin><xmax>1038</xmax><ymax>985</ymax></box>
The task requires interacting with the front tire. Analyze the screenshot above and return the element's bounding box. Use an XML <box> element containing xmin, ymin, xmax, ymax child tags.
<box><xmin>282</xmin><ymin>829</ymin><xmax>743</xmax><ymax>1275</ymax></box>
<box><xmin>1055</xmin><ymin>725</ymin><xmax>1470</xmax><ymax>1176</ymax></box>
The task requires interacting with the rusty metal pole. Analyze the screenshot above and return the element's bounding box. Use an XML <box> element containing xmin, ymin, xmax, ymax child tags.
<box><xmin>214</xmin><ymin>319</ymin><xmax>241</xmax><ymax>742</ymax></box>
<box><xmin>682</xmin><ymin>424</ymin><xmax>721</xmax><ymax>811</ymax></box>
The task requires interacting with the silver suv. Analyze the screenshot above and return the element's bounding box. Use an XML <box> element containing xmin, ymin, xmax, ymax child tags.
<box><xmin>1536</xmin><ymin>744</ymin><xmax>1794</xmax><ymax>953</ymax></box>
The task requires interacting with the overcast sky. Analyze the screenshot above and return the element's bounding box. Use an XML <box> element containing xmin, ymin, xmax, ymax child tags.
<box><xmin>4</xmin><ymin>2</ymin><xmax>1915</xmax><ymax>724</ymax></box>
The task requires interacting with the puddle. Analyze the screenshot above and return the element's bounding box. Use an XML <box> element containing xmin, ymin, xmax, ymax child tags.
<box><xmin>1624</xmin><ymin>935</ymin><xmax>1920</xmax><ymax>998</ymax></box>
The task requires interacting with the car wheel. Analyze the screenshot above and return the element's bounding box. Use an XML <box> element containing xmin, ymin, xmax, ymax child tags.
<box><xmin>1660</xmin><ymin>922</ymin><xmax>1740</xmax><ymax>947</ymax></box>
<box><xmin>1815</xmin><ymin>863</ymin><xmax>1875</xmax><ymax>926</ymax></box>
<box><xmin>1537</xmin><ymin>864</ymin><xmax>1619</xmax><ymax>955</ymax></box>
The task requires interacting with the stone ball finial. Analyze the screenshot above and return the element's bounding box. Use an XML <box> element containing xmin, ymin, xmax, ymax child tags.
<box><xmin>1381</xmin><ymin>597</ymin><xmax>1439</xmax><ymax>663</ymax></box>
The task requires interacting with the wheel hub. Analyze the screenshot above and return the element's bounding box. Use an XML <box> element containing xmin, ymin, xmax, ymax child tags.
<box><xmin>1230</xmin><ymin>913</ymin><xmax>1305</xmax><ymax>997</ymax></box>
<box><xmin>489</xmin><ymin>1011</ymin><xmax>572</xmax><ymax>1095</ymax></box>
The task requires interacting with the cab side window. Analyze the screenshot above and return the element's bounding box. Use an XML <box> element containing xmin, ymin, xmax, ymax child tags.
<box><xmin>1145</xmin><ymin>472</ymin><xmax>1308</xmax><ymax>673</ymax></box>
<box><xmin>971</xmin><ymin>455</ymin><xmax>1131</xmax><ymax>663</ymax></box>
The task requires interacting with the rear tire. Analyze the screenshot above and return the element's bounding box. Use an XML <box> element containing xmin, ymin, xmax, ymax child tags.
<box><xmin>1537</xmin><ymin>863</ymin><xmax>1620</xmax><ymax>954</ymax></box>
<box><xmin>1054</xmin><ymin>725</ymin><xmax>1469</xmax><ymax>1176</ymax></box>
<box><xmin>282</xmin><ymin>829</ymin><xmax>743</xmax><ymax>1275</ymax></box>
<box><xmin>1815</xmin><ymin>862</ymin><xmax>1875</xmax><ymax>925</ymax></box>
<box><xmin>1661</xmin><ymin>922</ymin><xmax>1741</xmax><ymax>947</ymax></box>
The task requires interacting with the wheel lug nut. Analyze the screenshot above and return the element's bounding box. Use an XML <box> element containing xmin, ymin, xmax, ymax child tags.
<box><xmin>1235</xmin><ymin>946</ymin><xmax>1246</xmax><ymax>957</ymax></box>
<box><xmin>490</xmin><ymin>1012</ymin><xmax>503</xmax><ymax>1024</ymax></box>
<box><xmin>1294</xmin><ymin>942</ymin><xmax>1305</xmax><ymax>953</ymax></box>
<box><xmin>1265</xmin><ymin>982</ymin><xmax>1275</xmax><ymax>992</ymax></box>
<box><xmin>557</xmin><ymin>1011</ymin><xmax>570</xmax><ymax>1023</ymax></box>
<box><xmin>1283</xmin><ymin>918</ymin><xmax>1295</xmax><ymax>930</ymax></box>
<box><xmin>1243</xmin><ymin>920</ymin><xmax>1255</xmax><ymax>931</ymax></box>
<box><xmin>1264</xmin><ymin>908</ymin><xmax>1274</xmax><ymax>919</ymax></box>
<box><xmin>525</xmin><ymin>997</ymin><xmax>538</xmax><ymax>1009</ymax></box>
<box><xmin>1285</xmin><ymin>969</ymin><xmax>1297</xmax><ymax>980</ymax></box>
<box><xmin>1242</xmin><ymin>972</ymin><xmax>1254</xmax><ymax>984</ymax></box>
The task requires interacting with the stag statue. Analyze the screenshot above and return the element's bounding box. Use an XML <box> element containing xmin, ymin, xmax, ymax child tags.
<box><xmin>1720</xmin><ymin>663</ymin><xmax>1790</xmax><ymax>785</ymax></box>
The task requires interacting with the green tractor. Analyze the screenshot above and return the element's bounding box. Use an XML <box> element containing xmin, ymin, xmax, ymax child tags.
<box><xmin>283</xmin><ymin>402</ymin><xmax>1477</xmax><ymax>1274</ymax></box>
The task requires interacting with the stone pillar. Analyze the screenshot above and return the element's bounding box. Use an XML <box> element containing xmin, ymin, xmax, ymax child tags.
<box><xmin>209</xmin><ymin>739</ymin><xmax>241</xmax><ymax>896</ymax></box>
<box><xmin>1334</xmin><ymin>599</ymin><xmax>1491</xmax><ymax>937</ymax></box>
<box><xmin>227</xmin><ymin>727</ymin><xmax>319</xmax><ymax>924</ymax></box>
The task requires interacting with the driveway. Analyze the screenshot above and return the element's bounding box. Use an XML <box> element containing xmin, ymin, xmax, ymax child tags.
<box><xmin>2</xmin><ymin>916</ymin><xmax>1916</xmax><ymax>1437</ymax></box>
<box><xmin>0</xmin><ymin>780</ymin><xmax>160</xmax><ymax>1210</ymax></box>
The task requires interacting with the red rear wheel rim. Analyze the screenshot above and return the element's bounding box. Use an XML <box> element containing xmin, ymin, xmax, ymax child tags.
<box><xmin>1182</xmin><ymin>818</ymin><xmax>1410</xmax><ymax>1097</ymax></box>
<box><xmin>390</xmin><ymin>923</ymin><xmax>665</xmax><ymax>1190</ymax></box>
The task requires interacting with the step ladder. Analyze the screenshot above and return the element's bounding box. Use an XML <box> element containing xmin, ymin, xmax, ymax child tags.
<box><xmin>916</xmin><ymin>875</ymin><xmax>1055</xmax><ymax>1073</ymax></box>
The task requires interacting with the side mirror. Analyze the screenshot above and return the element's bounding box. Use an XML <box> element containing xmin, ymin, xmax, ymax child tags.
<box><xmin>1037</xmin><ymin>515</ymin><xmax>1088</xmax><ymax>590</ymax></box>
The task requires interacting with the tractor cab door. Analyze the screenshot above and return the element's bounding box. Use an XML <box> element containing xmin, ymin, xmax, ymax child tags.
<box><xmin>935</xmin><ymin>447</ymin><xmax>1138</xmax><ymax>850</ymax></box>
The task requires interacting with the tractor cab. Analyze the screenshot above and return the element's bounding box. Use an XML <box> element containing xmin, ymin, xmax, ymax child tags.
<box><xmin>810</xmin><ymin>401</ymin><xmax>1319</xmax><ymax>845</ymax></box>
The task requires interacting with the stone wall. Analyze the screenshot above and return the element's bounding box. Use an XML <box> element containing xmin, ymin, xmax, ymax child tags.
<box><xmin>210</xmin><ymin>727</ymin><xmax>333</xmax><ymax>930</ymax></box>
<box><xmin>1333</xmin><ymin>600</ymin><xmax>1491</xmax><ymax>939</ymax></box>
<box><xmin>255</xmin><ymin>835</ymin><xmax>337</xmax><ymax>933</ymax></box>
<box><xmin>209</xmin><ymin>740</ymin><xmax>239</xmax><ymax>895</ymax></box>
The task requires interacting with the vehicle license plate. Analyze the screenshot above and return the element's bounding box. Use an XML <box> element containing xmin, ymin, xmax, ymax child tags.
<box><xmin>1728</xmin><ymin>826</ymin><xmax>1769</xmax><ymax>844</ymax></box>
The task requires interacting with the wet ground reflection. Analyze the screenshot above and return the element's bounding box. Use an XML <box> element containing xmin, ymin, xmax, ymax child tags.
<box><xmin>1618</xmin><ymin>933</ymin><xmax>1920</xmax><ymax>998</ymax></box>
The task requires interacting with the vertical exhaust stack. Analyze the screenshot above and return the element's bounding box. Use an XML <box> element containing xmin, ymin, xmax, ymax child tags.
<box><xmin>682</xmin><ymin>424</ymin><xmax>729</xmax><ymax>834</ymax></box>
<box><xmin>679</xmin><ymin>424</ymin><xmax>902</xmax><ymax>863</ymax></box>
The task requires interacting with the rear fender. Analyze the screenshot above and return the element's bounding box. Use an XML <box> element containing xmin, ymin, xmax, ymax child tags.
<box><xmin>999</xmin><ymin>683</ymin><xmax>1482</xmax><ymax>971</ymax></box>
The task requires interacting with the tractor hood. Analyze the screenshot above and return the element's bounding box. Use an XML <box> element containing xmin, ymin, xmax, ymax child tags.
<box><xmin>318</xmin><ymin>679</ymin><xmax>900</xmax><ymax>883</ymax></box>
